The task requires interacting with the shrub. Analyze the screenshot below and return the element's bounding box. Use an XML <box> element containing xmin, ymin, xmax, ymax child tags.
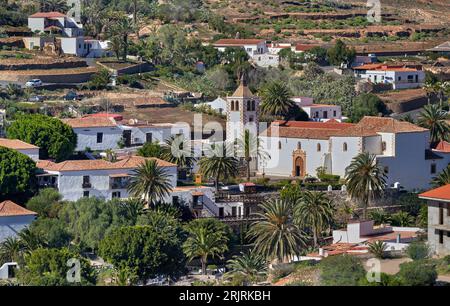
<box><xmin>406</xmin><ymin>241</ymin><xmax>431</xmax><ymax>260</ymax></box>
<box><xmin>319</xmin><ymin>255</ymin><xmax>366</xmax><ymax>286</ymax></box>
<box><xmin>318</xmin><ymin>173</ymin><xmax>340</xmax><ymax>183</ymax></box>
<box><xmin>397</xmin><ymin>260</ymin><xmax>437</xmax><ymax>286</ymax></box>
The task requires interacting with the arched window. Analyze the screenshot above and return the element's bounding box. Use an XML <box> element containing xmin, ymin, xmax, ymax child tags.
<box><xmin>235</xmin><ymin>101</ymin><xmax>239</xmax><ymax>111</ymax></box>
<box><xmin>382</xmin><ymin>141</ymin><xmax>387</xmax><ymax>151</ymax></box>
<box><xmin>343</xmin><ymin>142</ymin><xmax>348</xmax><ymax>152</ymax></box>
<box><xmin>297</xmin><ymin>142</ymin><xmax>301</xmax><ymax>150</ymax></box>
<box><xmin>247</xmin><ymin>100</ymin><xmax>251</xmax><ymax>111</ymax></box>
<box><xmin>230</xmin><ymin>101</ymin><xmax>234</xmax><ymax>111</ymax></box>
<box><xmin>251</xmin><ymin>100</ymin><xmax>256</xmax><ymax>111</ymax></box>
<box><xmin>278</xmin><ymin>141</ymin><xmax>282</xmax><ymax>150</ymax></box>
<box><xmin>317</xmin><ymin>143</ymin><xmax>321</xmax><ymax>152</ymax></box>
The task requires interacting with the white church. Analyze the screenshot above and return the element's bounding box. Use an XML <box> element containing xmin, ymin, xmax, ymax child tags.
<box><xmin>224</xmin><ymin>77</ymin><xmax>450</xmax><ymax>191</ymax></box>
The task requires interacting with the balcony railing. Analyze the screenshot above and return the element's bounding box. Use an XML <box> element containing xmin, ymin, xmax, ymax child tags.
<box><xmin>110</xmin><ymin>180</ymin><xmax>129</xmax><ymax>190</ymax></box>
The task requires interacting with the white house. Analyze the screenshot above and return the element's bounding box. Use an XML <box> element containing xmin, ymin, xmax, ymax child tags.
<box><xmin>0</xmin><ymin>138</ymin><xmax>40</xmax><ymax>161</ymax></box>
<box><xmin>36</xmin><ymin>156</ymin><xmax>178</xmax><ymax>202</ymax></box>
<box><xmin>353</xmin><ymin>64</ymin><xmax>425</xmax><ymax>90</ymax></box>
<box><xmin>251</xmin><ymin>52</ymin><xmax>280</xmax><ymax>68</ymax></box>
<box><xmin>257</xmin><ymin>117</ymin><xmax>450</xmax><ymax>190</ymax></box>
<box><xmin>0</xmin><ymin>200</ymin><xmax>37</xmax><ymax>243</ymax></box>
<box><xmin>28</xmin><ymin>11</ymin><xmax>83</xmax><ymax>37</ymax></box>
<box><xmin>63</xmin><ymin>117</ymin><xmax>124</xmax><ymax>152</ymax></box>
<box><xmin>195</xmin><ymin>97</ymin><xmax>227</xmax><ymax>114</ymax></box>
<box><xmin>292</xmin><ymin>97</ymin><xmax>342</xmax><ymax>121</ymax></box>
<box><xmin>419</xmin><ymin>184</ymin><xmax>450</xmax><ymax>256</ymax></box>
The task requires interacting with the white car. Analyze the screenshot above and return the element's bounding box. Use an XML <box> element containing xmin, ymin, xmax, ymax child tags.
<box><xmin>25</xmin><ymin>79</ymin><xmax>43</xmax><ymax>88</ymax></box>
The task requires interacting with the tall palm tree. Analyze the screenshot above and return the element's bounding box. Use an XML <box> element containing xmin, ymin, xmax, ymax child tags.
<box><xmin>369</xmin><ymin>209</ymin><xmax>391</xmax><ymax>225</ymax></box>
<box><xmin>236</xmin><ymin>130</ymin><xmax>270</xmax><ymax>181</ymax></box>
<box><xmin>247</xmin><ymin>199</ymin><xmax>306</xmax><ymax>264</ymax></box>
<box><xmin>431</xmin><ymin>165</ymin><xmax>450</xmax><ymax>187</ymax></box>
<box><xmin>18</xmin><ymin>228</ymin><xmax>46</xmax><ymax>253</ymax></box>
<box><xmin>418</xmin><ymin>104</ymin><xmax>450</xmax><ymax>145</ymax></box>
<box><xmin>108</xmin><ymin>14</ymin><xmax>134</xmax><ymax>61</ymax></box>
<box><xmin>294</xmin><ymin>191</ymin><xmax>334</xmax><ymax>248</ymax></box>
<box><xmin>259</xmin><ymin>81</ymin><xmax>296</xmax><ymax>119</ymax></box>
<box><xmin>0</xmin><ymin>237</ymin><xmax>22</xmax><ymax>263</ymax></box>
<box><xmin>161</xmin><ymin>135</ymin><xmax>196</xmax><ymax>175</ymax></box>
<box><xmin>345</xmin><ymin>152</ymin><xmax>386</xmax><ymax>220</ymax></box>
<box><xmin>367</xmin><ymin>241</ymin><xmax>388</xmax><ymax>259</ymax></box>
<box><xmin>128</xmin><ymin>159</ymin><xmax>172</xmax><ymax>207</ymax></box>
<box><xmin>183</xmin><ymin>219</ymin><xmax>229</xmax><ymax>275</ymax></box>
<box><xmin>225</xmin><ymin>250</ymin><xmax>267</xmax><ymax>284</ymax></box>
<box><xmin>198</xmin><ymin>143</ymin><xmax>239</xmax><ymax>191</ymax></box>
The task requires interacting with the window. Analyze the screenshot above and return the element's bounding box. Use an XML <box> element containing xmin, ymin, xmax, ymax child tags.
<box><xmin>323</xmin><ymin>111</ymin><xmax>328</xmax><ymax>119</ymax></box>
<box><xmin>333</xmin><ymin>110</ymin><xmax>337</xmax><ymax>117</ymax></box>
<box><xmin>384</xmin><ymin>166</ymin><xmax>389</xmax><ymax>174</ymax></box>
<box><xmin>317</xmin><ymin>143</ymin><xmax>321</xmax><ymax>152</ymax></box>
<box><xmin>252</xmin><ymin>100</ymin><xmax>256</xmax><ymax>111</ymax></box>
<box><xmin>278</xmin><ymin>141</ymin><xmax>282</xmax><ymax>150</ymax></box>
<box><xmin>146</xmin><ymin>133</ymin><xmax>152</xmax><ymax>143</ymax></box>
<box><xmin>172</xmin><ymin>196</ymin><xmax>179</xmax><ymax>206</ymax></box>
<box><xmin>235</xmin><ymin>101</ymin><xmax>239</xmax><ymax>111</ymax></box>
<box><xmin>297</xmin><ymin>142</ymin><xmax>301</xmax><ymax>150</ymax></box>
<box><xmin>431</xmin><ymin>164</ymin><xmax>437</xmax><ymax>174</ymax></box>
<box><xmin>97</xmin><ymin>132</ymin><xmax>103</xmax><ymax>143</ymax></box>
<box><xmin>249</xmin><ymin>116</ymin><xmax>254</xmax><ymax>122</ymax></box>
<box><xmin>439</xmin><ymin>205</ymin><xmax>444</xmax><ymax>225</ymax></box>
<box><xmin>231</xmin><ymin>206</ymin><xmax>237</xmax><ymax>217</ymax></box>
<box><xmin>439</xmin><ymin>230</ymin><xmax>444</xmax><ymax>244</ymax></box>
<box><xmin>382</xmin><ymin>141</ymin><xmax>387</xmax><ymax>151</ymax></box>
<box><xmin>247</xmin><ymin>101</ymin><xmax>251</xmax><ymax>111</ymax></box>
<box><xmin>315</xmin><ymin>111</ymin><xmax>319</xmax><ymax>118</ymax></box>
<box><xmin>343</xmin><ymin>142</ymin><xmax>348</xmax><ymax>152</ymax></box>
<box><xmin>230</xmin><ymin>101</ymin><xmax>234</xmax><ymax>111</ymax></box>
<box><xmin>83</xmin><ymin>191</ymin><xmax>89</xmax><ymax>198</ymax></box>
<box><xmin>112</xmin><ymin>191</ymin><xmax>121</xmax><ymax>199</ymax></box>
<box><xmin>82</xmin><ymin>176</ymin><xmax>91</xmax><ymax>188</ymax></box>
<box><xmin>398</xmin><ymin>76</ymin><xmax>401</xmax><ymax>81</ymax></box>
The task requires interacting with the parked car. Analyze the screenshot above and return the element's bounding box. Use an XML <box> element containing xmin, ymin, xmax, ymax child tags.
<box><xmin>25</xmin><ymin>79</ymin><xmax>43</xmax><ymax>88</ymax></box>
<box><xmin>64</xmin><ymin>91</ymin><xmax>84</xmax><ymax>101</ymax></box>
<box><xmin>28</xmin><ymin>95</ymin><xmax>45</xmax><ymax>102</ymax></box>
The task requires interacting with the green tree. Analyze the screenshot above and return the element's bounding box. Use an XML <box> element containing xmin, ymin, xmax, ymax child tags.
<box><xmin>320</xmin><ymin>254</ymin><xmax>366</xmax><ymax>286</ymax></box>
<box><xmin>225</xmin><ymin>251</ymin><xmax>267</xmax><ymax>285</ymax></box>
<box><xmin>43</xmin><ymin>0</ymin><xmax>68</xmax><ymax>12</ymax></box>
<box><xmin>17</xmin><ymin>228</ymin><xmax>46</xmax><ymax>253</ymax></box>
<box><xmin>431</xmin><ymin>165</ymin><xmax>450</xmax><ymax>187</ymax></box>
<box><xmin>29</xmin><ymin>218</ymin><xmax>72</xmax><ymax>249</ymax></box>
<box><xmin>406</xmin><ymin>241</ymin><xmax>431</xmax><ymax>260</ymax></box>
<box><xmin>17</xmin><ymin>248</ymin><xmax>96</xmax><ymax>286</ymax></box>
<box><xmin>350</xmin><ymin>93</ymin><xmax>386</xmax><ymax>122</ymax></box>
<box><xmin>397</xmin><ymin>260</ymin><xmax>437</xmax><ymax>286</ymax></box>
<box><xmin>7</xmin><ymin>114</ymin><xmax>77</xmax><ymax>161</ymax></box>
<box><xmin>369</xmin><ymin>209</ymin><xmax>390</xmax><ymax>225</ymax></box>
<box><xmin>0</xmin><ymin>147</ymin><xmax>37</xmax><ymax>200</ymax></box>
<box><xmin>137</xmin><ymin>141</ymin><xmax>163</xmax><ymax>158</ymax></box>
<box><xmin>161</xmin><ymin>135</ymin><xmax>197</xmax><ymax>173</ymax></box>
<box><xmin>0</xmin><ymin>237</ymin><xmax>22</xmax><ymax>263</ymax></box>
<box><xmin>294</xmin><ymin>191</ymin><xmax>334</xmax><ymax>248</ymax></box>
<box><xmin>236</xmin><ymin>130</ymin><xmax>270</xmax><ymax>181</ymax></box>
<box><xmin>87</xmin><ymin>69</ymin><xmax>111</xmax><ymax>90</ymax></box>
<box><xmin>183</xmin><ymin>218</ymin><xmax>230</xmax><ymax>275</ymax></box>
<box><xmin>108</xmin><ymin>14</ymin><xmax>134</xmax><ymax>61</ymax></box>
<box><xmin>247</xmin><ymin>199</ymin><xmax>306</xmax><ymax>264</ymax></box>
<box><xmin>367</xmin><ymin>241</ymin><xmax>388</xmax><ymax>259</ymax></box>
<box><xmin>259</xmin><ymin>81</ymin><xmax>296</xmax><ymax>119</ymax></box>
<box><xmin>99</xmin><ymin>222</ymin><xmax>186</xmax><ymax>283</ymax></box>
<box><xmin>327</xmin><ymin>39</ymin><xmax>356</xmax><ymax>66</ymax></box>
<box><xmin>128</xmin><ymin>159</ymin><xmax>173</xmax><ymax>207</ymax></box>
<box><xmin>345</xmin><ymin>152</ymin><xmax>386</xmax><ymax>220</ymax></box>
<box><xmin>198</xmin><ymin>143</ymin><xmax>239</xmax><ymax>191</ymax></box>
<box><xmin>417</xmin><ymin>104</ymin><xmax>450</xmax><ymax>144</ymax></box>
<box><xmin>26</xmin><ymin>188</ymin><xmax>62</xmax><ymax>218</ymax></box>
<box><xmin>390</xmin><ymin>211</ymin><xmax>414</xmax><ymax>227</ymax></box>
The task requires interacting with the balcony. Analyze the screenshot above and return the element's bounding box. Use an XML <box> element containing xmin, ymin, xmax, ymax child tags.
<box><xmin>110</xmin><ymin>175</ymin><xmax>130</xmax><ymax>190</ymax></box>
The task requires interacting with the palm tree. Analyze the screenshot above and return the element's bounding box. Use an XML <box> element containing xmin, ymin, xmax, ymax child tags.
<box><xmin>108</xmin><ymin>14</ymin><xmax>134</xmax><ymax>61</ymax></box>
<box><xmin>247</xmin><ymin>199</ymin><xmax>306</xmax><ymax>264</ymax></box>
<box><xmin>259</xmin><ymin>81</ymin><xmax>296</xmax><ymax>119</ymax></box>
<box><xmin>431</xmin><ymin>165</ymin><xmax>450</xmax><ymax>187</ymax></box>
<box><xmin>390</xmin><ymin>211</ymin><xmax>414</xmax><ymax>227</ymax></box>
<box><xmin>183</xmin><ymin>219</ymin><xmax>229</xmax><ymax>275</ymax></box>
<box><xmin>161</xmin><ymin>135</ymin><xmax>196</xmax><ymax>176</ymax></box>
<box><xmin>121</xmin><ymin>198</ymin><xmax>145</xmax><ymax>224</ymax></box>
<box><xmin>236</xmin><ymin>130</ymin><xmax>270</xmax><ymax>181</ymax></box>
<box><xmin>369</xmin><ymin>209</ymin><xmax>391</xmax><ymax>225</ymax></box>
<box><xmin>198</xmin><ymin>143</ymin><xmax>239</xmax><ymax>191</ymax></box>
<box><xmin>294</xmin><ymin>191</ymin><xmax>334</xmax><ymax>248</ymax></box>
<box><xmin>423</xmin><ymin>81</ymin><xmax>436</xmax><ymax>105</ymax></box>
<box><xmin>417</xmin><ymin>104</ymin><xmax>450</xmax><ymax>144</ymax></box>
<box><xmin>43</xmin><ymin>0</ymin><xmax>69</xmax><ymax>12</ymax></box>
<box><xmin>400</xmin><ymin>114</ymin><xmax>416</xmax><ymax>124</ymax></box>
<box><xmin>225</xmin><ymin>251</ymin><xmax>267</xmax><ymax>284</ymax></box>
<box><xmin>18</xmin><ymin>228</ymin><xmax>46</xmax><ymax>253</ymax></box>
<box><xmin>0</xmin><ymin>237</ymin><xmax>22</xmax><ymax>263</ymax></box>
<box><xmin>128</xmin><ymin>159</ymin><xmax>173</xmax><ymax>207</ymax></box>
<box><xmin>345</xmin><ymin>152</ymin><xmax>386</xmax><ymax>220</ymax></box>
<box><xmin>367</xmin><ymin>241</ymin><xmax>388</xmax><ymax>259</ymax></box>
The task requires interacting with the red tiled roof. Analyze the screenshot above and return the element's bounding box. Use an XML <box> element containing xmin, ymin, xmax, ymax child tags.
<box><xmin>62</xmin><ymin>117</ymin><xmax>117</xmax><ymax>128</ymax></box>
<box><xmin>434</xmin><ymin>141</ymin><xmax>450</xmax><ymax>153</ymax></box>
<box><xmin>0</xmin><ymin>200</ymin><xmax>37</xmax><ymax>217</ymax></box>
<box><xmin>419</xmin><ymin>184</ymin><xmax>450</xmax><ymax>202</ymax></box>
<box><xmin>0</xmin><ymin>138</ymin><xmax>38</xmax><ymax>150</ymax></box>
<box><xmin>29</xmin><ymin>12</ymin><xmax>66</xmax><ymax>18</ymax></box>
<box><xmin>262</xmin><ymin>120</ymin><xmax>354</xmax><ymax>140</ymax></box>
<box><xmin>37</xmin><ymin>156</ymin><xmax>176</xmax><ymax>172</ymax></box>
<box><xmin>353</xmin><ymin>63</ymin><xmax>420</xmax><ymax>72</ymax></box>
<box><xmin>85</xmin><ymin>113</ymin><xmax>124</xmax><ymax>121</ymax></box>
<box><xmin>214</xmin><ymin>39</ymin><xmax>265</xmax><ymax>46</ymax></box>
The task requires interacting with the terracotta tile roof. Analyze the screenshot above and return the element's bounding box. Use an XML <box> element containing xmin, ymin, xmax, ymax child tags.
<box><xmin>86</xmin><ymin>113</ymin><xmax>124</xmax><ymax>121</ymax></box>
<box><xmin>230</xmin><ymin>83</ymin><xmax>255</xmax><ymax>97</ymax></box>
<box><xmin>29</xmin><ymin>12</ymin><xmax>66</xmax><ymax>18</ymax></box>
<box><xmin>353</xmin><ymin>63</ymin><xmax>420</xmax><ymax>72</ymax></box>
<box><xmin>0</xmin><ymin>200</ymin><xmax>37</xmax><ymax>217</ymax></box>
<box><xmin>37</xmin><ymin>156</ymin><xmax>176</xmax><ymax>172</ymax></box>
<box><xmin>214</xmin><ymin>39</ymin><xmax>265</xmax><ymax>46</ymax></box>
<box><xmin>419</xmin><ymin>184</ymin><xmax>450</xmax><ymax>202</ymax></box>
<box><xmin>0</xmin><ymin>138</ymin><xmax>38</xmax><ymax>150</ymax></box>
<box><xmin>62</xmin><ymin>117</ymin><xmax>117</xmax><ymax>128</ymax></box>
<box><xmin>262</xmin><ymin>120</ymin><xmax>354</xmax><ymax>140</ymax></box>
<box><xmin>434</xmin><ymin>141</ymin><xmax>450</xmax><ymax>153</ymax></box>
<box><xmin>333</xmin><ymin>116</ymin><xmax>428</xmax><ymax>137</ymax></box>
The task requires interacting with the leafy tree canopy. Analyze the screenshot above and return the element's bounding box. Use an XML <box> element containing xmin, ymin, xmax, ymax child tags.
<box><xmin>350</xmin><ymin>93</ymin><xmax>387</xmax><ymax>122</ymax></box>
